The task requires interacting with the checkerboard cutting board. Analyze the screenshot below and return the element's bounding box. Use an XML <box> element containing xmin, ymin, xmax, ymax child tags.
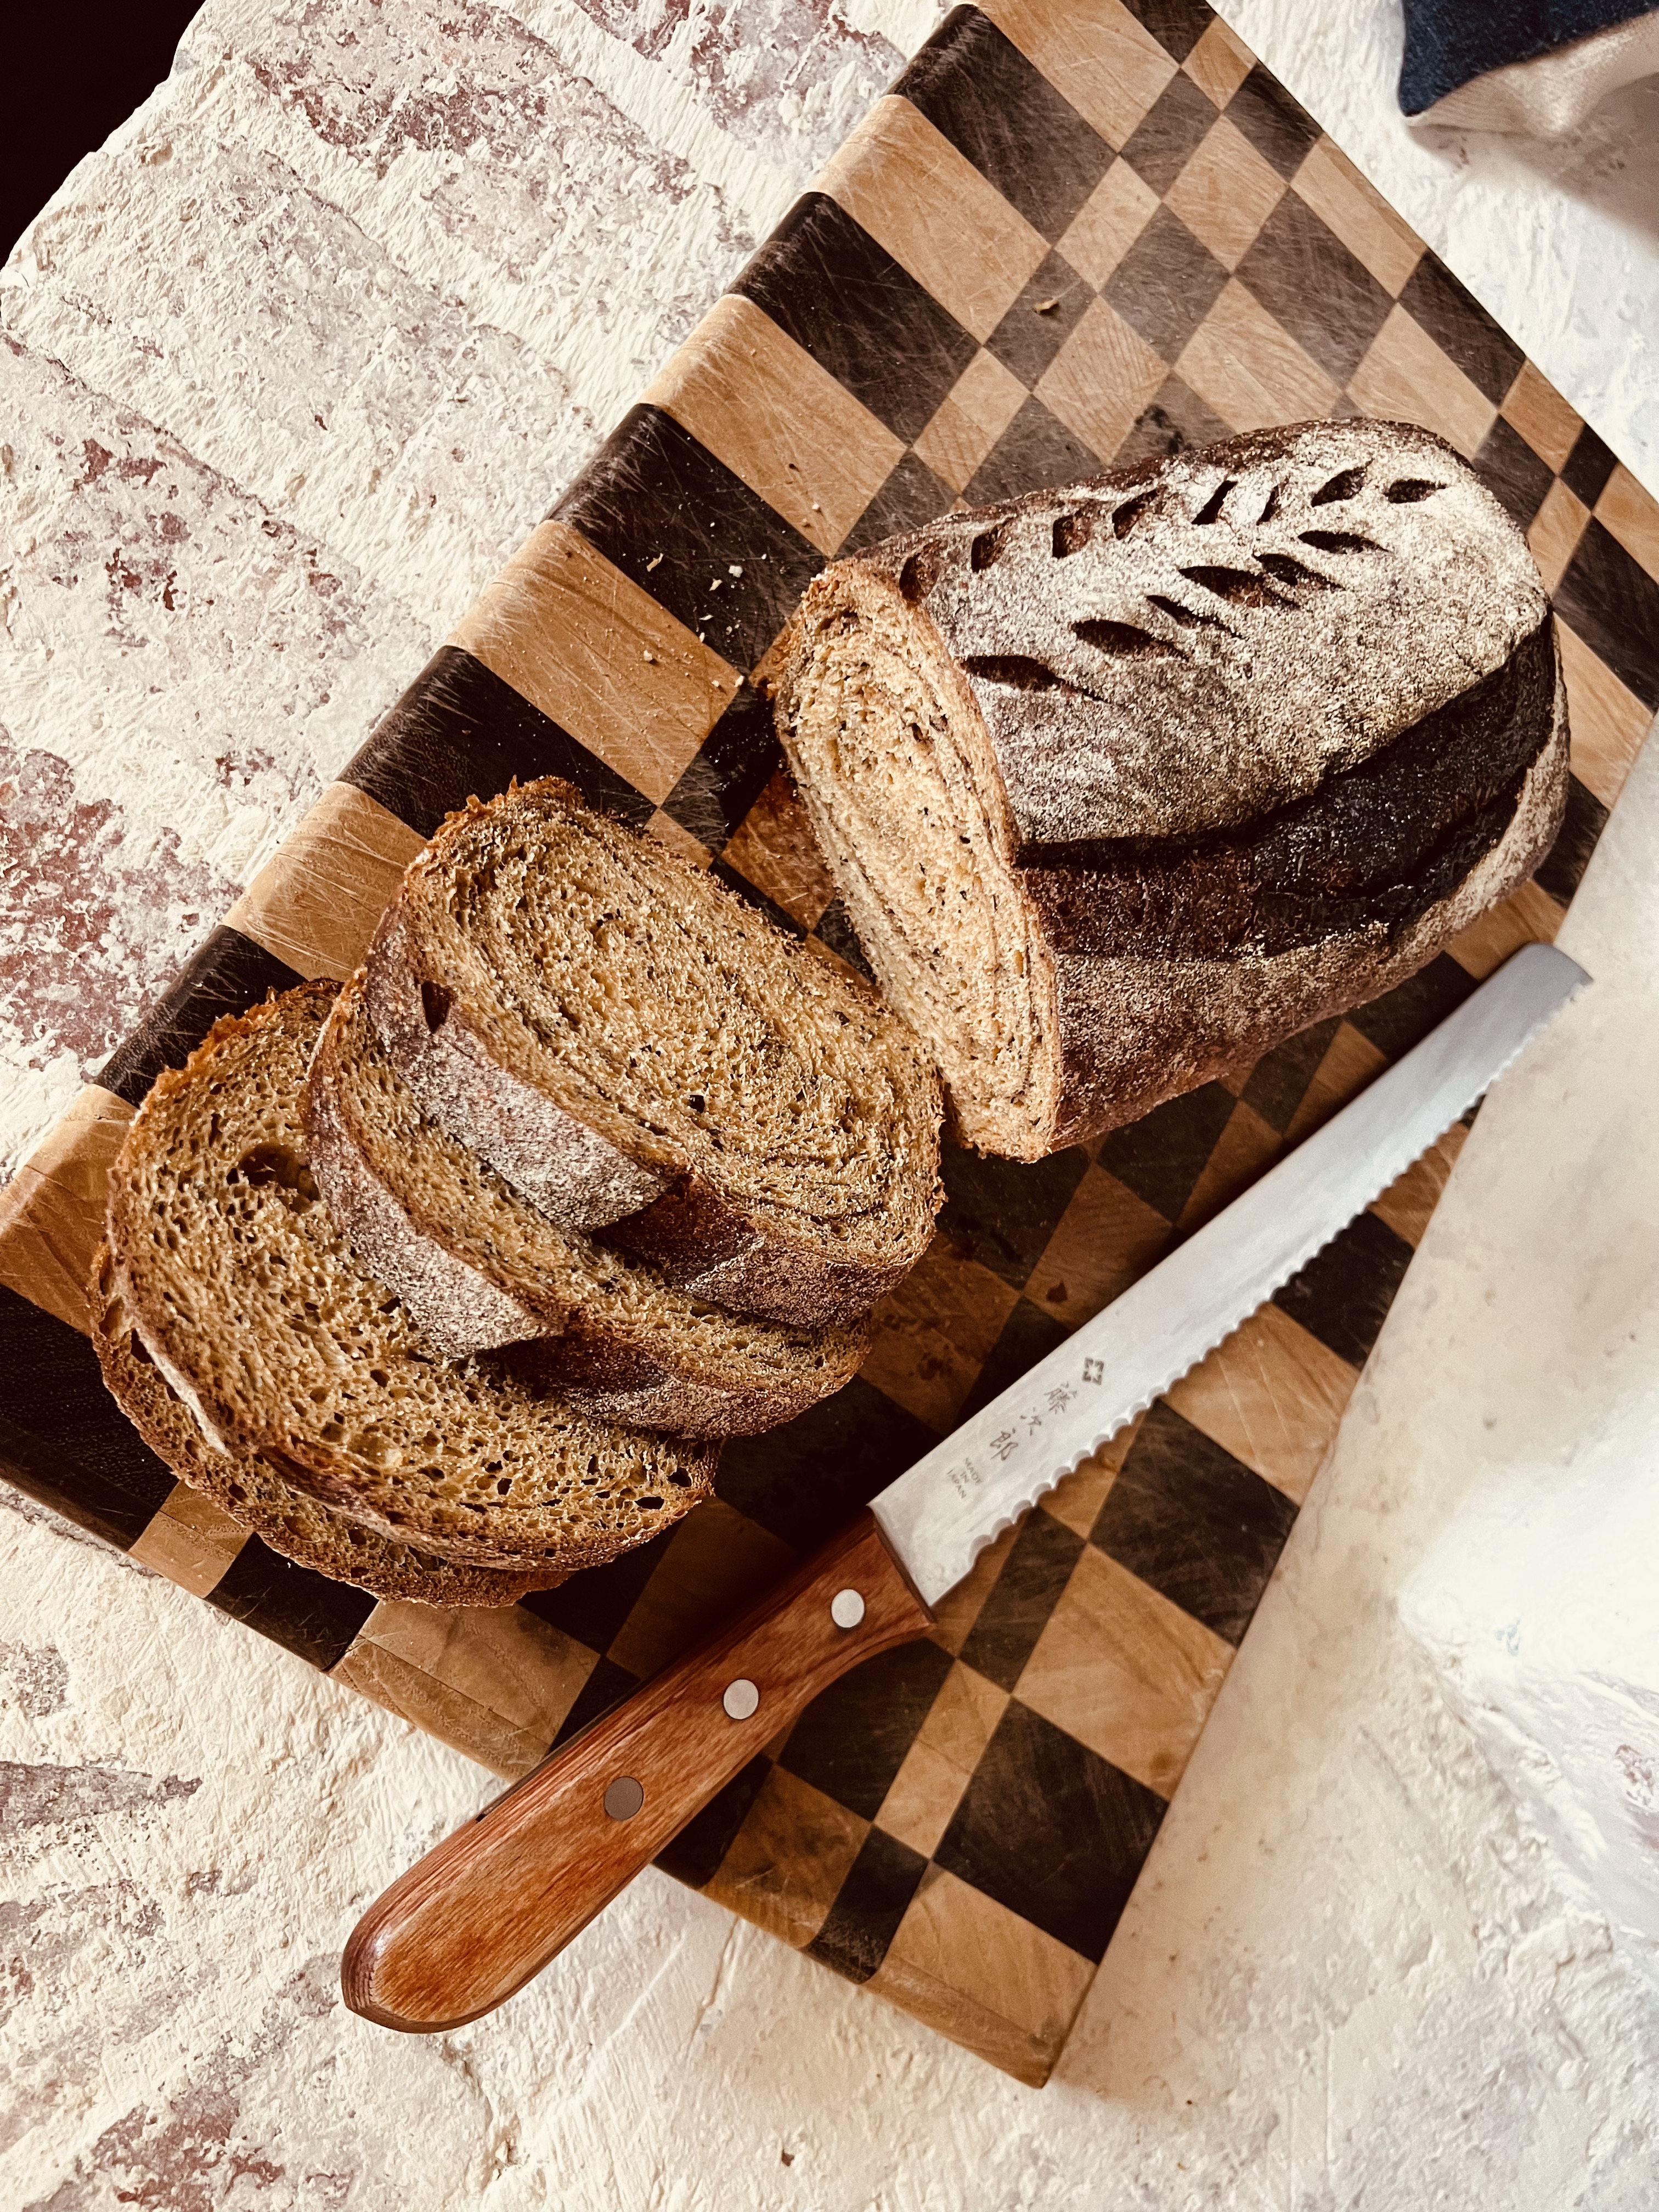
<box><xmin>2</xmin><ymin>0</ymin><xmax>1656</xmax><ymax>2086</ymax></box>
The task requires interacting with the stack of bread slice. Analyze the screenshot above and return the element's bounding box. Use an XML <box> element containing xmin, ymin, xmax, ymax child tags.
<box><xmin>94</xmin><ymin>780</ymin><xmax>944</xmax><ymax>1606</ymax></box>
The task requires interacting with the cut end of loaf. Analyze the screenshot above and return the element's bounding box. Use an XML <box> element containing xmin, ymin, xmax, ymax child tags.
<box><xmin>774</xmin><ymin>565</ymin><xmax>1064</xmax><ymax>1160</ymax></box>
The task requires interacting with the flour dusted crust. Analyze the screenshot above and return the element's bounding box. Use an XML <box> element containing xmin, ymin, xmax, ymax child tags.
<box><xmin>103</xmin><ymin>983</ymin><xmax>717</xmax><ymax>1575</ymax></box>
<box><xmin>303</xmin><ymin>971</ymin><xmax>873</xmax><ymax>1434</ymax></box>
<box><xmin>89</xmin><ymin>1248</ymin><xmax>556</xmax><ymax>1606</ymax></box>
<box><xmin>771</xmin><ymin>419</ymin><xmax>1569</xmax><ymax>1158</ymax></box>
<box><xmin>365</xmin><ymin>778</ymin><xmax>943</xmax><ymax>1328</ymax></box>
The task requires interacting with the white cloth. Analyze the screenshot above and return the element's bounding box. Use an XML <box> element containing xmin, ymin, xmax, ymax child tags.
<box><xmin>1413</xmin><ymin>8</ymin><xmax>1659</xmax><ymax>135</ymax></box>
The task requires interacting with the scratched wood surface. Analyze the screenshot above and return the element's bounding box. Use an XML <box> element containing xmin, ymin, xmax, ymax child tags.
<box><xmin>2</xmin><ymin>0</ymin><xmax>1656</xmax><ymax>2086</ymax></box>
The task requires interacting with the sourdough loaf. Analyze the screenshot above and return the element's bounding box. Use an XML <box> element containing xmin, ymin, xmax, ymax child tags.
<box><xmin>90</xmin><ymin>1246</ymin><xmax>557</xmax><ymax>1606</ymax></box>
<box><xmin>364</xmin><ymin>778</ymin><xmax>942</xmax><ymax>1328</ymax></box>
<box><xmin>772</xmin><ymin>419</ymin><xmax>1568</xmax><ymax>1158</ymax></box>
<box><xmin>103</xmin><ymin>982</ymin><xmax>717</xmax><ymax>1573</ymax></box>
<box><xmin>303</xmin><ymin>970</ymin><xmax>872</xmax><ymax>1432</ymax></box>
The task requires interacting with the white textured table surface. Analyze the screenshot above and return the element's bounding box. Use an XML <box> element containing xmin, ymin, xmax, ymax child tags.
<box><xmin>3</xmin><ymin>3</ymin><xmax>1658</xmax><ymax>2205</ymax></box>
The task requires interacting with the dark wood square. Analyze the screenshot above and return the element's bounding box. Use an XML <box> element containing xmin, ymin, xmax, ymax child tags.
<box><xmin>1105</xmin><ymin>205</ymin><xmax>1229</xmax><ymax>359</ymax></box>
<box><xmin>735</xmin><ymin>191</ymin><xmax>978</xmax><ymax>446</ymax></box>
<box><xmin>934</xmin><ymin>1699</ymin><xmax>1166</xmax><ymax>1963</ymax></box>
<box><xmin>1089</xmin><ymin>1402</ymin><xmax>1299</xmax><ymax>1644</ymax></box>
<box><xmin>1234</xmin><ymin>190</ymin><xmax>1393</xmax><ymax>383</ymax></box>
<box><xmin>898</xmin><ymin>9</ymin><xmax>1115</xmax><ymax>238</ymax></box>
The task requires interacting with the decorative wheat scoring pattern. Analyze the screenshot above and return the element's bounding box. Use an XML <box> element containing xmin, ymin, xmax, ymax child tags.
<box><xmin>951</xmin><ymin>458</ymin><xmax>1452</xmax><ymax>697</ymax></box>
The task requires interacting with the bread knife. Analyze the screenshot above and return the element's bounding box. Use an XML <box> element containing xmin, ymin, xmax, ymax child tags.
<box><xmin>342</xmin><ymin>941</ymin><xmax>1587</xmax><ymax>2032</ymax></box>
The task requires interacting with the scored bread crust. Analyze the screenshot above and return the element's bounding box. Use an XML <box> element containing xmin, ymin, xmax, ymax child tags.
<box><xmin>302</xmin><ymin>970</ymin><xmax>873</xmax><ymax>1433</ymax></box>
<box><xmin>364</xmin><ymin>778</ymin><xmax>943</xmax><ymax>1329</ymax></box>
<box><xmin>104</xmin><ymin>982</ymin><xmax>718</xmax><ymax>1573</ymax></box>
<box><xmin>89</xmin><ymin>1247</ymin><xmax>556</xmax><ymax>1607</ymax></box>
<box><xmin>771</xmin><ymin>419</ymin><xmax>1569</xmax><ymax>1158</ymax></box>
<box><xmin>1047</xmin><ymin>712</ymin><xmax>1565</xmax><ymax>1142</ymax></box>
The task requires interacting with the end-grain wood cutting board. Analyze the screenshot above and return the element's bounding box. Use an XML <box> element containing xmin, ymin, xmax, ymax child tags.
<box><xmin>3</xmin><ymin>0</ymin><xmax>1656</xmax><ymax>2085</ymax></box>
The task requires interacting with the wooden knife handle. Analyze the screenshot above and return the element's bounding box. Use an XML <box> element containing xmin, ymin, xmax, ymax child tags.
<box><xmin>341</xmin><ymin>1512</ymin><xmax>932</xmax><ymax>2031</ymax></box>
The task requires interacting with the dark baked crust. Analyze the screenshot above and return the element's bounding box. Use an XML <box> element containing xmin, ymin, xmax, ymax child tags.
<box><xmin>772</xmin><ymin>419</ymin><xmax>1570</xmax><ymax>1158</ymax></box>
<box><xmin>1019</xmin><ymin>611</ymin><xmax>1558</xmax><ymax>958</ymax></box>
<box><xmin>303</xmin><ymin>972</ymin><xmax>874</xmax><ymax>1434</ymax></box>
<box><xmin>851</xmin><ymin>417</ymin><xmax>1553</xmax><ymax>845</ymax></box>
<box><xmin>1045</xmin><ymin>703</ymin><xmax>1567</xmax><ymax>1142</ymax></box>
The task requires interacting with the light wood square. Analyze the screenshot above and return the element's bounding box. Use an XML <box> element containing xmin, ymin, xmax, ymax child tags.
<box><xmin>1027</xmin><ymin>1164</ymin><xmax>1170</xmax><ymax>1331</ymax></box>
<box><xmin>819</xmin><ymin>95</ymin><xmax>1049</xmax><ymax>344</ymax></box>
<box><xmin>702</xmin><ymin>1765</ymin><xmax>868</xmax><ymax>1948</ymax></box>
<box><xmin>1597</xmin><ymin>463</ymin><xmax>1659</xmax><ymax>583</ymax></box>
<box><xmin>1283</xmin><ymin>1022</ymin><xmax>1388</xmax><ymax>1144</ymax></box>
<box><xmin>1501</xmin><ymin>357</ymin><xmax>1583</xmax><ymax>472</ymax></box>
<box><xmin>330</xmin><ymin>1640</ymin><xmax>568</xmax><ymax>1779</ymax></box>
<box><xmin>1369</xmin><ymin>1123</ymin><xmax>1469</xmax><ymax>1248</ymax></box>
<box><xmin>0</xmin><ymin>1082</ymin><xmax>134</xmax><ymax>1336</ymax></box>
<box><xmin>1527</xmin><ymin>476</ymin><xmax>1590</xmax><ymax>594</ymax></box>
<box><xmin>859</xmin><ymin>1233</ymin><xmax>1022</xmax><ymax>1435</ymax></box>
<box><xmin>1164</xmin><ymin>117</ymin><xmax>1287</xmax><ymax>273</ymax></box>
<box><xmin>913</xmin><ymin>349</ymin><xmax>1029</xmax><ymax>495</ymax></box>
<box><xmin>978</xmin><ymin>0</ymin><xmax>1176</xmax><ymax>146</ymax></box>
<box><xmin>719</xmin><ymin>769</ymin><xmax>839</xmax><ymax>929</ymax></box>
<box><xmin>1556</xmin><ymin>618</ymin><xmax>1656</xmax><ymax>810</ymax></box>
<box><xmin>1290</xmin><ymin>137</ymin><xmax>1423</xmax><ymax>298</ymax></box>
<box><xmin>128</xmin><ymin>1483</ymin><xmax>249</xmax><ymax>1599</ymax></box>
<box><xmin>1183</xmin><ymin>16</ymin><xmax>1256</xmax><ymax>109</ymax></box>
<box><xmin>355</xmin><ymin>1598</ymin><xmax>595</xmax><ymax>1740</ymax></box>
<box><xmin>334</xmin><ymin>1600</ymin><xmax>597</xmax><ymax>1779</ymax></box>
<box><xmin>1177</xmin><ymin>1097</ymin><xmax>1282</xmax><ymax>1232</ymax></box>
<box><xmin>1164</xmin><ymin>1301</ymin><xmax>1357</xmax><ymax>1506</ymax></box>
<box><xmin>1177</xmin><ymin>278</ymin><xmax>1341</xmax><ymax>431</ymax></box>
<box><xmin>1444</xmin><ymin>878</ymin><xmax>1562</xmax><ymax>981</ymax></box>
<box><xmin>876</xmin><ymin>1739</ymin><xmax>974</xmax><ymax>1859</ymax></box>
<box><xmin>225</xmin><ymin>780</ymin><xmax>425</xmax><ymax>983</ymax></box>
<box><xmin>644</xmin><ymin>292</ymin><xmax>904</xmax><ymax>558</ymax></box>
<box><xmin>923</xmin><ymin>1659</ymin><xmax>1012</xmax><ymax>1766</ymax></box>
<box><xmin>608</xmin><ymin>1500</ymin><xmax>793</xmax><ymax>1681</ymax></box>
<box><xmin>1036</xmin><ymin>296</ymin><xmax>1168</xmax><ymax>466</ymax></box>
<box><xmin>449</xmin><ymin>517</ymin><xmax>739</xmax><ymax>803</ymax></box>
<box><xmin>1348</xmin><ymin>303</ymin><xmax>1497</xmax><ymax>460</ymax></box>
<box><xmin>1058</xmin><ymin>160</ymin><xmax>1160</xmax><ymax>289</ymax></box>
<box><xmin>1017</xmin><ymin>1545</ymin><xmax>1233</xmax><ymax>1797</ymax></box>
<box><xmin>872</xmin><ymin>1867</ymin><xmax>1096</xmax><ymax>2069</ymax></box>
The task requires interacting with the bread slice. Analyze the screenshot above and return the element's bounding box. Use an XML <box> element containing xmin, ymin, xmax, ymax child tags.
<box><xmin>364</xmin><ymin>778</ymin><xmax>942</xmax><ymax>1328</ymax></box>
<box><xmin>771</xmin><ymin>419</ymin><xmax>1568</xmax><ymax>1158</ymax></box>
<box><xmin>302</xmin><ymin>970</ymin><xmax>873</xmax><ymax>1433</ymax></box>
<box><xmin>103</xmin><ymin>981</ymin><xmax>718</xmax><ymax>1573</ymax></box>
<box><xmin>90</xmin><ymin>1246</ymin><xmax>556</xmax><ymax>1607</ymax></box>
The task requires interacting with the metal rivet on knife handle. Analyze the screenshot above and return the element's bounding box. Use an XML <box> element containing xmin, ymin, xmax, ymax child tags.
<box><xmin>830</xmin><ymin>1588</ymin><xmax>865</xmax><ymax>1629</ymax></box>
<box><xmin>721</xmin><ymin>1678</ymin><xmax>760</xmax><ymax>1720</ymax></box>
<box><xmin>603</xmin><ymin>1777</ymin><xmax>644</xmax><ymax>1821</ymax></box>
<box><xmin>341</xmin><ymin>1513</ymin><xmax>932</xmax><ymax>2034</ymax></box>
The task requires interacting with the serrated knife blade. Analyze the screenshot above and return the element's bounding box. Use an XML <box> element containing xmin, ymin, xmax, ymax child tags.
<box><xmin>871</xmin><ymin>940</ymin><xmax>1588</xmax><ymax>1605</ymax></box>
<box><xmin>343</xmin><ymin>941</ymin><xmax>1588</xmax><ymax>2034</ymax></box>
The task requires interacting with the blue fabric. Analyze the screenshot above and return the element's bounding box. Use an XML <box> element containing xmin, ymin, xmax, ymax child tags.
<box><xmin>1399</xmin><ymin>0</ymin><xmax>1659</xmax><ymax>113</ymax></box>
